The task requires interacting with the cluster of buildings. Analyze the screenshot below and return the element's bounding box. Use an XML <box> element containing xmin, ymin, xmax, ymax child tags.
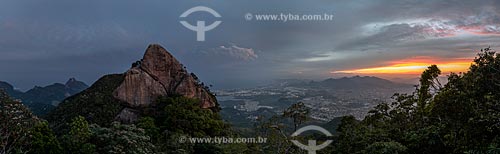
<box><xmin>216</xmin><ymin>85</ymin><xmax>412</xmax><ymax>122</ymax></box>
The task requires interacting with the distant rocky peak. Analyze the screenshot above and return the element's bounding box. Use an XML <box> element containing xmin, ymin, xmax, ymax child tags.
<box><xmin>65</xmin><ymin>78</ymin><xmax>77</xmax><ymax>85</ymax></box>
<box><xmin>65</xmin><ymin>77</ymin><xmax>82</xmax><ymax>86</ymax></box>
<box><xmin>64</xmin><ymin>78</ymin><xmax>88</xmax><ymax>89</ymax></box>
<box><xmin>0</xmin><ymin>81</ymin><xmax>14</xmax><ymax>91</ymax></box>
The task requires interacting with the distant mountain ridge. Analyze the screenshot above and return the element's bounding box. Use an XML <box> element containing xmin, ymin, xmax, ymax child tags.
<box><xmin>0</xmin><ymin>81</ymin><xmax>24</xmax><ymax>98</ymax></box>
<box><xmin>0</xmin><ymin>78</ymin><xmax>89</xmax><ymax>115</ymax></box>
<box><xmin>287</xmin><ymin>76</ymin><xmax>412</xmax><ymax>89</ymax></box>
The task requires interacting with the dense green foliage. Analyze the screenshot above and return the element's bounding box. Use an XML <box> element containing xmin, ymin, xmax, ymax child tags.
<box><xmin>60</xmin><ymin>116</ymin><xmax>95</xmax><ymax>154</ymax></box>
<box><xmin>283</xmin><ymin>102</ymin><xmax>309</xmax><ymax>131</ymax></box>
<box><xmin>90</xmin><ymin>122</ymin><xmax>155</xmax><ymax>154</ymax></box>
<box><xmin>46</xmin><ymin>74</ymin><xmax>125</xmax><ymax>132</ymax></box>
<box><xmin>139</xmin><ymin>96</ymin><xmax>231</xmax><ymax>153</ymax></box>
<box><xmin>251</xmin><ymin>102</ymin><xmax>316</xmax><ymax>154</ymax></box>
<box><xmin>0</xmin><ymin>90</ymin><xmax>38</xmax><ymax>154</ymax></box>
<box><xmin>136</xmin><ymin>116</ymin><xmax>160</xmax><ymax>143</ymax></box>
<box><xmin>157</xmin><ymin>96</ymin><xmax>227</xmax><ymax>137</ymax></box>
<box><xmin>45</xmin><ymin>95</ymin><xmax>230</xmax><ymax>153</ymax></box>
<box><xmin>332</xmin><ymin>48</ymin><xmax>500</xmax><ymax>154</ymax></box>
<box><xmin>29</xmin><ymin>121</ymin><xmax>62</xmax><ymax>154</ymax></box>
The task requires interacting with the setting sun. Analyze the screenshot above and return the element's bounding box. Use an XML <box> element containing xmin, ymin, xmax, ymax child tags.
<box><xmin>333</xmin><ymin>56</ymin><xmax>473</xmax><ymax>74</ymax></box>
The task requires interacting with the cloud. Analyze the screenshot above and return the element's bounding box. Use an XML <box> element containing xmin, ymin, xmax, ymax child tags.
<box><xmin>335</xmin><ymin>10</ymin><xmax>500</xmax><ymax>57</ymax></box>
<box><xmin>213</xmin><ymin>44</ymin><xmax>258</xmax><ymax>61</ymax></box>
<box><xmin>0</xmin><ymin>20</ymin><xmax>140</xmax><ymax>61</ymax></box>
<box><xmin>363</xmin><ymin>7</ymin><xmax>500</xmax><ymax>40</ymax></box>
<box><xmin>2</xmin><ymin>0</ymin><xmax>500</xmax><ymax>89</ymax></box>
<box><xmin>297</xmin><ymin>52</ymin><xmax>355</xmax><ymax>62</ymax></box>
<box><xmin>353</xmin><ymin>20</ymin><xmax>456</xmax><ymax>48</ymax></box>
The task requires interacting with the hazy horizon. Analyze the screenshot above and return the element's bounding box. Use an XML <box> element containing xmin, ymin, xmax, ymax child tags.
<box><xmin>4</xmin><ymin>73</ymin><xmax>440</xmax><ymax>92</ymax></box>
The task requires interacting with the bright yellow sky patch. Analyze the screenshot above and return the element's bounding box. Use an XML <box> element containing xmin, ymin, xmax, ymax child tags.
<box><xmin>333</xmin><ymin>57</ymin><xmax>472</xmax><ymax>74</ymax></box>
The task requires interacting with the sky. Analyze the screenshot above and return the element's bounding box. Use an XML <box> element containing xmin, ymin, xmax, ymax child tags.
<box><xmin>0</xmin><ymin>0</ymin><xmax>500</xmax><ymax>90</ymax></box>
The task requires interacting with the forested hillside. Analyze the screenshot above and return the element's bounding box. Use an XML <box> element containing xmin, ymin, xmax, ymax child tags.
<box><xmin>330</xmin><ymin>48</ymin><xmax>500</xmax><ymax>153</ymax></box>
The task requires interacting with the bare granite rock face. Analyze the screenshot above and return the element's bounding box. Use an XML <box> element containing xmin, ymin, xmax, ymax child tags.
<box><xmin>113</xmin><ymin>44</ymin><xmax>217</xmax><ymax>120</ymax></box>
<box><xmin>115</xmin><ymin>108</ymin><xmax>139</xmax><ymax>124</ymax></box>
<box><xmin>113</xmin><ymin>67</ymin><xmax>167</xmax><ymax>107</ymax></box>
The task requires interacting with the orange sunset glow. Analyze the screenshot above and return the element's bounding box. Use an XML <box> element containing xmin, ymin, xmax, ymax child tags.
<box><xmin>334</xmin><ymin>56</ymin><xmax>473</xmax><ymax>74</ymax></box>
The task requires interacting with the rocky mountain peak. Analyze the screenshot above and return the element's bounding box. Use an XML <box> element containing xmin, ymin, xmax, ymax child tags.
<box><xmin>64</xmin><ymin>78</ymin><xmax>89</xmax><ymax>95</ymax></box>
<box><xmin>0</xmin><ymin>81</ymin><xmax>14</xmax><ymax>91</ymax></box>
<box><xmin>112</xmin><ymin>44</ymin><xmax>217</xmax><ymax>122</ymax></box>
<box><xmin>0</xmin><ymin>81</ymin><xmax>23</xmax><ymax>99</ymax></box>
<box><xmin>140</xmin><ymin>44</ymin><xmax>186</xmax><ymax>92</ymax></box>
<box><xmin>65</xmin><ymin>78</ymin><xmax>77</xmax><ymax>85</ymax></box>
